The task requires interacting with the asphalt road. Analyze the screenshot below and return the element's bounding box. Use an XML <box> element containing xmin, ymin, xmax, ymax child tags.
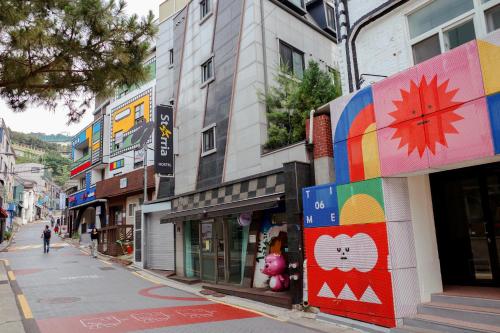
<box><xmin>0</xmin><ymin>222</ymin><xmax>322</xmax><ymax>333</ymax></box>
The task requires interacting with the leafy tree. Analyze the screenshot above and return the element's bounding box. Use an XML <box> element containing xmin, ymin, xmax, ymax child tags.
<box><xmin>261</xmin><ymin>60</ymin><xmax>341</xmax><ymax>150</ymax></box>
<box><xmin>42</xmin><ymin>151</ymin><xmax>72</xmax><ymax>186</ymax></box>
<box><xmin>0</xmin><ymin>0</ymin><xmax>156</xmax><ymax>122</ymax></box>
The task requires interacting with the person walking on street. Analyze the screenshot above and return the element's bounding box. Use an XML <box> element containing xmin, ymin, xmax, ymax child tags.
<box><xmin>90</xmin><ymin>227</ymin><xmax>99</xmax><ymax>258</ymax></box>
<box><xmin>41</xmin><ymin>225</ymin><xmax>51</xmax><ymax>253</ymax></box>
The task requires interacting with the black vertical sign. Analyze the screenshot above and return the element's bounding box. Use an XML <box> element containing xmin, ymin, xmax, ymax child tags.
<box><xmin>154</xmin><ymin>105</ymin><xmax>174</xmax><ymax>175</ymax></box>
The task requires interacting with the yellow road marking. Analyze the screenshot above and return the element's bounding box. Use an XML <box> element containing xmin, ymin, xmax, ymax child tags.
<box><xmin>0</xmin><ymin>259</ymin><xmax>9</xmax><ymax>266</ymax></box>
<box><xmin>98</xmin><ymin>259</ymin><xmax>112</xmax><ymax>265</ymax></box>
<box><xmin>17</xmin><ymin>295</ymin><xmax>33</xmax><ymax>319</ymax></box>
<box><xmin>131</xmin><ymin>271</ymin><xmax>161</xmax><ymax>285</ymax></box>
<box><xmin>7</xmin><ymin>271</ymin><xmax>15</xmax><ymax>281</ymax></box>
<box><xmin>209</xmin><ymin>298</ymin><xmax>285</xmax><ymax>321</ymax></box>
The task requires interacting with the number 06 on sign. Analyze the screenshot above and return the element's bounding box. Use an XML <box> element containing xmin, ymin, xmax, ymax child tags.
<box><xmin>302</xmin><ymin>183</ymin><xmax>339</xmax><ymax>228</ymax></box>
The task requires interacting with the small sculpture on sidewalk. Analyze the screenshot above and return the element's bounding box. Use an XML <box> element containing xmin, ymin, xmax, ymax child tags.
<box><xmin>261</xmin><ymin>253</ymin><xmax>290</xmax><ymax>292</ymax></box>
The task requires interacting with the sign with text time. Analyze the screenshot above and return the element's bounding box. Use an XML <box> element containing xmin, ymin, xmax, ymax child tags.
<box><xmin>302</xmin><ymin>183</ymin><xmax>338</xmax><ymax>228</ymax></box>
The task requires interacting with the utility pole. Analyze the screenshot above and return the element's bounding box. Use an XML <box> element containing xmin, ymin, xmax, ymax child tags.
<box><xmin>143</xmin><ymin>144</ymin><xmax>148</xmax><ymax>204</ymax></box>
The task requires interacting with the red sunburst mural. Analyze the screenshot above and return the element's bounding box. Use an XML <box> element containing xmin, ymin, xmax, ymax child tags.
<box><xmin>389</xmin><ymin>76</ymin><xmax>463</xmax><ymax>157</ymax></box>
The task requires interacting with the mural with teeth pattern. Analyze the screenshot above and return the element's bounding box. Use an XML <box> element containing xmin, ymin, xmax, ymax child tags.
<box><xmin>304</xmin><ymin>178</ymin><xmax>396</xmax><ymax>328</ymax></box>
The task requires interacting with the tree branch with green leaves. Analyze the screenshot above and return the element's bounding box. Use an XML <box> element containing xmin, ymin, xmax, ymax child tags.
<box><xmin>260</xmin><ymin>60</ymin><xmax>341</xmax><ymax>150</ymax></box>
<box><xmin>0</xmin><ymin>0</ymin><xmax>157</xmax><ymax>122</ymax></box>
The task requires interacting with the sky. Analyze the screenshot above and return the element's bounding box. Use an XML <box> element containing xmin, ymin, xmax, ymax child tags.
<box><xmin>0</xmin><ymin>0</ymin><xmax>161</xmax><ymax>136</ymax></box>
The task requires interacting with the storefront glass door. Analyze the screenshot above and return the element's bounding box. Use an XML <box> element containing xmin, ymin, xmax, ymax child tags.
<box><xmin>431</xmin><ymin>163</ymin><xmax>500</xmax><ymax>286</ymax></box>
<box><xmin>197</xmin><ymin>217</ymin><xmax>249</xmax><ymax>285</ymax></box>
<box><xmin>200</xmin><ymin>221</ymin><xmax>216</xmax><ymax>282</ymax></box>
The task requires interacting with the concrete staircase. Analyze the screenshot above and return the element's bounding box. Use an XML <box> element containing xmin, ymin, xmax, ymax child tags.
<box><xmin>392</xmin><ymin>293</ymin><xmax>500</xmax><ymax>333</ymax></box>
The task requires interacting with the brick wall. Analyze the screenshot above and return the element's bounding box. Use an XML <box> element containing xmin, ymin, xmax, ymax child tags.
<box><xmin>305</xmin><ymin>114</ymin><xmax>333</xmax><ymax>159</ymax></box>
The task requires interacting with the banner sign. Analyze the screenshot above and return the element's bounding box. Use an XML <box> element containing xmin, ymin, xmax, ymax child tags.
<box><xmin>154</xmin><ymin>105</ymin><xmax>174</xmax><ymax>175</ymax></box>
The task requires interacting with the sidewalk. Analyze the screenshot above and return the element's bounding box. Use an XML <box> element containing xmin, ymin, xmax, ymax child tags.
<box><xmin>63</xmin><ymin>236</ymin><xmax>362</xmax><ymax>333</ymax></box>
<box><xmin>130</xmin><ymin>267</ymin><xmax>362</xmax><ymax>333</ymax></box>
<box><xmin>0</xmin><ymin>260</ymin><xmax>25</xmax><ymax>333</ymax></box>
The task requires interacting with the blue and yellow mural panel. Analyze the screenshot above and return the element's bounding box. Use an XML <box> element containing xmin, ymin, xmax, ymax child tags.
<box><xmin>70</xmin><ymin>118</ymin><xmax>104</xmax><ymax>177</ymax></box>
<box><xmin>110</xmin><ymin>89</ymin><xmax>153</xmax><ymax>157</ymax></box>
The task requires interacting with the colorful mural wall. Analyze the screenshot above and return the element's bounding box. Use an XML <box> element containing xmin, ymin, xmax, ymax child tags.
<box><xmin>110</xmin><ymin>89</ymin><xmax>153</xmax><ymax>158</ymax></box>
<box><xmin>70</xmin><ymin>119</ymin><xmax>104</xmax><ymax>177</ymax></box>
<box><xmin>305</xmin><ymin>31</ymin><xmax>500</xmax><ymax>327</ymax></box>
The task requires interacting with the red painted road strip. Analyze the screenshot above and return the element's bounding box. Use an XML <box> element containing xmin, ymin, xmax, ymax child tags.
<box><xmin>138</xmin><ymin>285</ymin><xmax>206</xmax><ymax>301</ymax></box>
<box><xmin>36</xmin><ymin>303</ymin><xmax>260</xmax><ymax>333</ymax></box>
<box><xmin>13</xmin><ymin>269</ymin><xmax>43</xmax><ymax>276</ymax></box>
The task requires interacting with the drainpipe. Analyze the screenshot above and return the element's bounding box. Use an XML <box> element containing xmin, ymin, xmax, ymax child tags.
<box><xmin>306</xmin><ymin>109</ymin><xmax>316</xmax><ymax>187</ymax></box>
<box><xmin>345</xmin><ymin>0</ymin><xmax>409</xmax><ymax>92</ymax></box>
<box><xmin>308</xmin><ymin>109</ymin><xmax>315</xmax><ymax>144</ymax></box>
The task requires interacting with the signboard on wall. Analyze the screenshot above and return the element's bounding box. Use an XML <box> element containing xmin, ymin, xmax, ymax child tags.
<box><xmin>302</xmin><ymin>182</ymin><xmax>338</xmax><ymax>228</ymax></box>
<box><xmin>154</xmin><ymin>105</ymin><xmax>174</xmax><ymax>176</ymax></box>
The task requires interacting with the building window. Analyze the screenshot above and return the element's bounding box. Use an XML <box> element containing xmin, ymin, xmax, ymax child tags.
<box><xmin>114</xmin><ymin>131</ymin><xmax>123</xmax><ymax>150</ymax></box>
<box><xmin>201</xmin><ymin>57</ymin><xmax>214</xmax><ymax>84</ymax></box>
<box><xmin>408</xmin><ymin>0</ymin><xmax>498</xmax><ymax>65</ymax></box>
<box><xmin>169</xmin><ymin>48</ymin><xmax>174</xmax><ymax>66</ymax></box>
<box><xmin>80</xmin><ymin>178</ymin><xmax>86</xmax><ymax>189</ymax></box>
<box><xmin>412</xmin><ymin>34</ymin><xmax>442</xmax><ymax>64</ymax></box>
<box><xmin>135</xmin><ymin>103</ymin><xmax>145</xmax><ymax>124</ymax></box>
<box><xmin>327</xmin><ymin>66</ymin><xmax>342</xmax><ymax>94</ymax></box>
<box><xmin>279</xmin><ymin>41</ymin><xmax>305</xmax><ymax>79</ymax></box>
<box><xmin>485</xmin><ymin>4</ymin><xmax>500</xmax><ymax>33</ymax></box>
<box><xmin>288</xmin><ymin>0</ymin><xmax>305</xmax><ymax>9</ymax></box>
<box><xmin>201</xmin><ymin>124</ymin><xmax>216</xmax><ymax>156</ymax></box>
<box><xmin>129</xmin><ymin>203</ymin><xmax>136</xmax><ymax>217</ymax></box>
<box><xmin>200</xmin><ymin>0</ymin><xmax>211</xmax><ymax>20</ymax></box>
<box><xmin>325</xmin><ymin>3</ymin><xmax>336</xmax><ymax>31</ymax></box>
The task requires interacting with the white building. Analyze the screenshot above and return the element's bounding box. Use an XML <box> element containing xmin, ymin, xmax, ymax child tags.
<box><xmin>304</xmin><ymin>0</ymin><xmax>500</xmax><ymax>331</ymax></box>
<box><xmin>139</xmin><ymin>0</ymin><xmax>341</xmax><ymax>306</ymax></box>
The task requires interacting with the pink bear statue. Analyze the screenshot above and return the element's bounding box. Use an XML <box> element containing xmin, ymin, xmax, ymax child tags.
<box><xmin>260</xmin><ymin>253</ymin><xmax>290</xmax><ymax>292</ymax></box>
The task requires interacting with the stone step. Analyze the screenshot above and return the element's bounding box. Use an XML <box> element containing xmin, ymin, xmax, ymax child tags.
<box><xmin>431</xmin><ymin>293</ymin><xmax>500</xmax><ymax>309</ymax></box>
<box><xmin>418</xmin><ymin>302</ymin><xmax>500</xmax><ymax>326</ymax></box>
<box><xmin>403</xmin><ymin>314</ymin><xmax>500</xmax><ymax>333</ymax></box>
<box><xmin>391</xmin><ymin>326</ymin><xmax>443</xmax><ymax>333</ymax></box>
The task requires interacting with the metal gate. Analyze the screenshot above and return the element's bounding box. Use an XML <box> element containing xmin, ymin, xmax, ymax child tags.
<box><xmin>146</xmin><ymin>219</ymin><xmax>175</xmax><ymax>270</ymax></box>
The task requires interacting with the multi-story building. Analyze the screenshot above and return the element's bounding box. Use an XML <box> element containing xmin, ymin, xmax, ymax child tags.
<box><xmin>0</xmin><ymin>118</ymin><xmax>15</xmax><ymax>242</ymax></box>
<box><xmin>301</xmin><ymin>0</ymin><xmax>500</xmax><ymax>331</ymax></box>
<box><xmin>67</xmin><ymin>108</ymin><xmax>108</xmax><ymax>234</ymax></box>
<box><xmin>93</xmin><ymin>55</ymin><xmax>157</xmax><ymax>256</ymax></box>
<box><xmin>137</xmin><ymin>0</ymin><xmax>341</xmax><ymax>306</ymax></box>
<box><xmin>15</xmin><ymin>163</ymin><xmax>60</xmax><ymax>220</ymax></box>
<box><xmin>68</xmin><ymin>48</ymin><xmax>156</xmax><ymax>254</ymax></box>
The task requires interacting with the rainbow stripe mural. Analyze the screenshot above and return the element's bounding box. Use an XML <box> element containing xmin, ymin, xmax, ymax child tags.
<box><xmin>306</xmin><ymin>30</ymin><xmax>500</xmax><ymax>328</ymax></box>
<box><xmin>332</xmin><ymin>87</ymin><xmax>380</xmax><ymax>185</ymax></box>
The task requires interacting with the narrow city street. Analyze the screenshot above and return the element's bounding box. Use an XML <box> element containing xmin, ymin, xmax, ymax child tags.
<box><xmin>0</xmin><ymin>223</ymin><xmax>325</xmax><ymax>333</ymax></box>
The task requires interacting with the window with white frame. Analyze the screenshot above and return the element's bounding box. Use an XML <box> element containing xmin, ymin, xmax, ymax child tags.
<box><xmin>201</xmin><ymin>124</ymin><xmax>216</xmax><ymax>156</ymax></box>
<box><xmin>279</xmin><ymin>41</ymin><xmax>305</xmax><ymax>79</ymax></box>
<box><xmin>200</xmin><ymin>0</ymin><xmax>211</xmax><ymax>20</ymax></box>
<box><xmin>201</xmin><ymin>57</ymin><xmax>214</xmax><ymax>84</ymax></box>
<box><xmin>408</xmin><ymin>0</ymin><xmax>500</xmax><ymax>65</ymax></box>
<box><xmin>325</xmin><ymin>3</ymin><xmax>336</xmax><ymax>31</ymax></box>
<box><xmin>134</xmin><ymin>103</ymin><xmax>144</xmax><ymax>124</ymax></box>
<box><xmin>485</xmin><ymin>2</ymin><xmax>500</xmax><ymax>32</ymax></box>
<box><xmin>115</xmin><ymin>131</ymin><xmax>123</xmax><ymax>150</ymax></box>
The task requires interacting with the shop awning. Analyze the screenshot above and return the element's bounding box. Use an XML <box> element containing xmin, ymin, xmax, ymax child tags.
<box><xmin>0</xmin><ymin>207</ymin><xmax>8</xmax><ymax>218</ymax></box>
<box><xmin>161</xmin><ymin>193</ymin><xmax>283</xmax><ymax>223</ymax></box>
